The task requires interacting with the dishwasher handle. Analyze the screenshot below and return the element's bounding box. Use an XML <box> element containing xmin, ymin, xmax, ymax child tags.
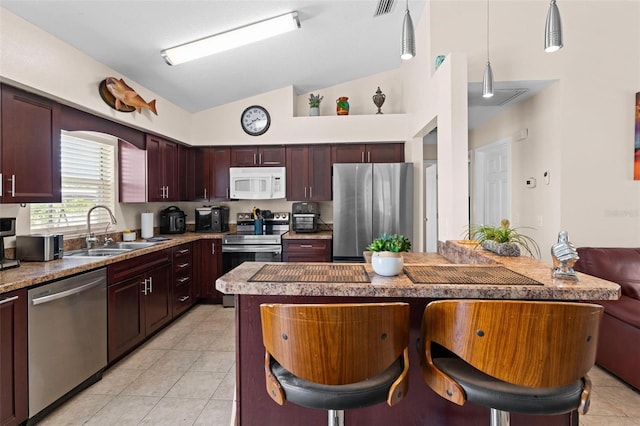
<box><xmin>31</xmin><ymin>277</ymin><xmax>105</xmax><ymax>306</ymax></box>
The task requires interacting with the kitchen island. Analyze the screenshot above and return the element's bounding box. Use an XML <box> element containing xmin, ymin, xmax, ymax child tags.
<box><xmin>216</xmin><ymin>241</ymin><xmax>619</xmax><ymax>426</ymax></box>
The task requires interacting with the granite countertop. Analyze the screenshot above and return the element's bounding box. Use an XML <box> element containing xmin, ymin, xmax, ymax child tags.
<box><xmin>283</xmin><ymin>230</ymin><xmax>333</xmax><ymax>239</ymax></box>
<box><xmin>216</xmin><ymin>241</ymin><xmax>621</xmax><ymax>301</ymax></box>
<box><xmin>0</xmin><ymin>232</ymin><xmax>227</xmax><ymax>294</ymax></box>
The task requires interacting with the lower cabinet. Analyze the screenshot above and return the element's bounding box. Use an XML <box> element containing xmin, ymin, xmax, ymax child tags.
<box><xmin>283</xmin><ymin>239</ymin><xmax>332</xmax><ymax>262</ymax></box>
<box><xmin>194</xmin><ymin>239</ymin><xmax>223</xmax><ymax>303</ymax></box>
<box><xmin>172</xmin><ymin>243</ymin><xmax>194</xmax><ymax>317</ymax></box>
<box><xmin>0</xmin><ymin>289</ymin><xmax>28</xmax><ymax>426</ymax></box>
<box><xmin>107</xmin><ymin>250</ymin><xmax>172</xmax><ymax>362</ymax></box>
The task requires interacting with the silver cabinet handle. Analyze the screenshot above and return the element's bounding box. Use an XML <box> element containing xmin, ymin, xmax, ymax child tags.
<box><xmin>304</xmin><ymin>187</ymin><xmax>307</xmax><ymax>198</ymax></box>
<box><xmin>177</xmin><ymin>276</ymin><xmax>190</xmax><ymax>283</ymax></box>
<box><xmin>9</xmin><ymin>174</ymin><xmax>16</xmax><ymax>197</ymax></box>
<box><xmin>148</xmin><ymin>277</ymin><xmax>153</xmax><ymax>293</ymax></box>
<box><xmin>310</xmin><ymin>187</ymin><xmax>313</xmax><ymax>198</ymax></box>
<box><xmin>368</xmin><ymin>151</ymin><xmax>371</xmax><ymax>163</ymax></box>
<box><xmin>165</xmin><ymin>186</ymin><xmax>169</xmax><ymax>199</ymax></box>
<box><xmin>259</xmin><ymin>153</ymin><xmax>263</xmax><ymax>164</ymax></box>
<box><xmin>0</xmin><ymin>295</ymin><xmax>19</xmax><ymax>305</ymax></box>
<box><xmin>300</xmin><ymin>244</ymin><xmax>313</xmax><ymax>248</ymax></box>
<box><xmin>204</xmin><ymin>188</ymin><xmax>207</xmax><ymax>199</ymax></box>
<box><xmin>178</xmin><ymin>249</ymin><xmax>190</xmax><ymax>254</ymax></box>
<box><xmin>0</xmin><ymin>173</ymin><xmax>3</xmax><ymax>196</ymax></box>
<box><xmin>253</xmin><ymin>153</ymin><xmax>257</xmax><ymax>165</ymax></box>
<box><xmin>179</xmin><ymin>296</ymin><xmax>190</xmax><ymax>302</ymax></box>
<box><xmin>177</xmin><ymin>262</ymin><xmax>189</xmax><ymax>269</ymax></box>
<box><xmin>141</xmin><ymin>278</ymin><xmax>149</xmax><ymax>295</ymax></box>
<box><xmin>361</xmin><ymin>152</ymin><xmax>365</xmax><ymax>163</ymax></box>
<box><xmin>212</xmin><ymin>242</ymin><xmax>216</xmax><ymax>255</ymax></box>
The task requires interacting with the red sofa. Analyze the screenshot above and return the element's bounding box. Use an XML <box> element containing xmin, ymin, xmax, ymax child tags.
<box><xmin>574</xmin><ymin>247</ymin><xmax>640</xmax><ymax>390</ymax></box>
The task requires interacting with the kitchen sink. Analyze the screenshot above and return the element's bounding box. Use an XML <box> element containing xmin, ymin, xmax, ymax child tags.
<box><xmin>66</xmin><ymin>248</ymin><xmax>132</xmax><ymax>257</ymax></box>
<box><xmin>109</xmin><ymin>242</ymin><xmax>158</xmax><ymax>250</ymax></box>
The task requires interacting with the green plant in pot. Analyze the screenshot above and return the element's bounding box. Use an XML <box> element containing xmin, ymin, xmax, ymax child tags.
<box><xmin>308</xmin><ymin>93</ymin><xmax>323</xmax><ymax>116</ymax></box>
<box><xmin>367</xmin><ymin>234</ymin><xmax>411</xmax><ymax>276</ymax></box>
<box><xmin>469</xmin><ymin>219</ymin><xmax>540</xmax><ymax>258</ymax></box>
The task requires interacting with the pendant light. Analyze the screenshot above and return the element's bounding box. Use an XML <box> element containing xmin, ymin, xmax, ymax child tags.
<box><xmin>401</xmin><ymin>0</ymin><xmax>415</xmax><ymax>60</ymax></box>
<box><xmin>545</xmin><ymin>0</ymin><xmax>563</xmax><ymax>52</ymax></box>
<box><xmin>482</xmin><ymin>0</ymin><xmax>494</xmax><ymax>98</ymax></box>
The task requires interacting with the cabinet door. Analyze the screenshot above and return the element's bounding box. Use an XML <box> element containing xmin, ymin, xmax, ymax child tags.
<box><xmin>285</xmin><ymin>145</ymin><xmax>309</xmax><ymax>201</ymax></box>
<box><xmin>194</xmin><ymin>239</ymin><xmax>223</xmax><ymax>303</ymax></box>
<box><xmin>108</xmin><ymin>277</ymin><xmax>145</xmax><ymax>362</ymax></box>
<box><xmin>144</xmin><ymin>263</ymin><xmax>173</xmax><ymax>335</ymax></box>
<box><xmin>146</xmin><ymin>135</ymin><xmax>178</xmax><ymax>201</ymax></box>
<box><xmin>0</xmin><ymin>290</ymin><xmax>28</xmax><ymax>426</ymax></box>
<box><xmin>178</xmin><ymin>144</ymin><xmax>196</xmax><ymax>201</ymax></box>
<box><xmin>258</xmin><ymin>146</ymin><xmax>285</xmax><ymax>166</ymax></box>
<box><xmin>230</xmin><ymin>147</ymin><xmax>257</xmax><ymax>167</ymax></box>
<box><xmin>307</xmin><ymin>145</ymin><xmax>332</xmax><ymax>201</ymax></box>
<box><xmin>331</xmin><ymin>144</ymin><xmax>366</xmax><ymax>164</ymax></box>
<box><xmin>367</xmin><ymin>143</ymin><xmax>404</xmax><ymax>163</ymax></box>
<box><xmin>161</xmin><ymin>140</ymin><xmax>178</xmax><ymax>200</ymax></box>
<box><xmin>211</xmin><ymin>147</ymin><xmax>230</xmax><ymax>200</ymax></box>
<box><xmin>119</xmin><ymin>139</ymin><xmax>147</xmax><ymax>202</ymax></box>
<box><xmin>1</xmin><ymin>84</ymin><xmax>61</xmax><ymax>203</ymax></box>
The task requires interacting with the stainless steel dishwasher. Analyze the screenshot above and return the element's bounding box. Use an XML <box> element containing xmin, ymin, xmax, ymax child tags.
<box><xmin>27</xmin><ymin>268</ymin><xmax>107</xmax><ymax>423</ymax></box>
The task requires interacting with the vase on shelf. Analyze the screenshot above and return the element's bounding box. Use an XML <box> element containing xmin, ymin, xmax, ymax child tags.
<box><xmin>372</xmin><ymin>87</ymin><xmax>386</xmax><ymax>114</ymax></box>
<box><xmin>309</xmin><ymin>106</ymin><xmax>319</xmax><ymax>116</ymax></box>
<box><xmin>336</xmin><ymin>97</ymin><xmax>349</xmax><ymax>115</ymax></box>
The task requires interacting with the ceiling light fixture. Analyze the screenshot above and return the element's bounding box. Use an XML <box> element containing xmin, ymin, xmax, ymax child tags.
<box><xmin>482</xmin><ymin>0</ymin><xmax>494</xmax><ymax>98</ymax></box>
<box><xmin>161</xmin><ymin>12</ymin><xmax>300</xmax><ymax>65</ymax></box>
<box><xmin>544</xmin><ymin>0</ymin><xmax>563</xmax><ymax>52</ymax></box>
<box><xmin>401</xmin><ymin>0</ymin><xmax>415</xmax><ymax>60</ymax></box>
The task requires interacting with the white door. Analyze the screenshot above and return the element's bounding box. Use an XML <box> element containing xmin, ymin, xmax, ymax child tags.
<box><xmin>424</xmin><ymin>162</ymin><xmax>438</xmax><ymax>252</ymax></box>
<box><xmin>474</xmin><ymin>140</ymin><xmax>510</xmax><ymax>227</ymax></box>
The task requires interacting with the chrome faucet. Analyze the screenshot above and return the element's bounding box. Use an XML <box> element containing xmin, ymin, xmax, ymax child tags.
<box><xmin>86</xmin><ymin>205</ymin><xmax>117</xmax><ymax>249</ymax></box>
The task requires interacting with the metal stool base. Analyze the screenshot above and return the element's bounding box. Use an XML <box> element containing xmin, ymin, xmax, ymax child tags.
<box><xmin>490</xmin><ymin>408</ymin><xmax>510</xmax><ymax>426</ymax></box>
<box><xmin>328</xmin><ymin>409</ymin><xmax>345</xmax><ymax>426</ymax></box>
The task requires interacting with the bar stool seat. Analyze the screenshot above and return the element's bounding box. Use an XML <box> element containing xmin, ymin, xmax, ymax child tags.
<box><xmin>260</xmin><ymin>302</ymin><xmax>410</xmax><ymax>426</ymax></box>
<box><xmin>419</xmin><ymin>300</ymin><xmax>604</xmax><ymax>426</ymax></box>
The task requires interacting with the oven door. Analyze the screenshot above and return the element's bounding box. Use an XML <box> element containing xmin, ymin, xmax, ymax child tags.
<box><xmin>221</xmin><ymin>244</ymin><xmax>282</xmax><ymax>308</ymax></box>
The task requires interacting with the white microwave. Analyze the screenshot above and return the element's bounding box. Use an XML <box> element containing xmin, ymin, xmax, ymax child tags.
<box><xmin>229</xmin><ymin>167</ymin><xmax>286</xmax><ymax>200</ymax></box>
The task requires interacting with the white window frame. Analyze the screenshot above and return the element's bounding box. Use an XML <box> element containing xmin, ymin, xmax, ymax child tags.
<box><xmin>30</xmin><ymin>131</ymin><xmax>117</xmax><ymax>237</ymax></box>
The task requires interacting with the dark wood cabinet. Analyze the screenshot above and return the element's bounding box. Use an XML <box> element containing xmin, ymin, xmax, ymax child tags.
<box><xmin>0</xmin><ymin>289</ymin><xmax>28</xmax><ymax>426</ymax></box>
<box><xmin>172</xmin><ymin>243</ymin><xmax>194</xmax><ymax>317</ymax></box>
<box><xmin>230</xmin><ymin>146</ymin><xmax>285</xmax><ymax>167</ymax></box>
<box><xmin>107</xmin><ymin>250</ymin><xmax>172</xmax><ymax>362</ymax></box>
<box><xmin>194</xmin><ymin>239</ymin><xmax>223</xmax><ymax>303</ymax></box>
<box><xmin>118</xmin><ymin>139</ymin><xmax>148</xmax><ymax>202</ymax></box>
<box><xmin>0</xmin><ymin>84</ymin><xmax>61</xmax><ymax>203</ymax></box>
<box><xmin>283</xmin><ymin>239</ymin><xmax>332</xmax><ymax>262</ymax></box>
<box><xmin>146</xmin><ymin>134</ymin><xmax>178</xmax><ymax>201</ymax></box>
<box><xmin>178</xmin><ymin>145</ymin><xmax>196</xmax><ymax>201</ymax></box>
<box><xmin>331</xmin><ymin>143</ymin><xmax>404</xmax><ymax>164</ymax></box>
<box><xmin>286</xmin><ymin>145</ymin><xmax>332</xmax><ymax>201</ymax></box>
<box><xmin>195</xmin><ymin>147</ymin><xmax>231</xmax><ymax>201</ymax></box>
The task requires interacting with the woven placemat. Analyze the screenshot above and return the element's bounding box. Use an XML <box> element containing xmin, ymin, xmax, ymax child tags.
<box><xmin>248</xmin><ymin>264</ymin><xmax>370</xmax><ymax>283</ymax></box>
<box><xmin>403</xmin><ymin>265</ymin><xmax>542</xmax><ymax>285</ymax></box>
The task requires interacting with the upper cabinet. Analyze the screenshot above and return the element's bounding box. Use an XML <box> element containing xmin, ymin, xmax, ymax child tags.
<box><xmin>331</xmin><ymin>143</ymin><xmax>404</xmax><ymax>164</ymax></box>
<box><xmin>0</xmin><ymin>84</ymin><xmax>61</xmax><ymax>203</ymax></box>
<box><xmin>230</xmin><ymin>146</ymin><xmax>285</xmax><ymax>167</ymax></box>
<box><xmin>119</xmin><ymin>139</ymin><xmax>147</xmax><ymax>203</ymax></box>
<box><xmin>146</xmin><ymin>134</ymin><xmax>178</xmax><ymax>201</ymax></box>
<box><xmin>194</xmin><ymin>147</ymin><xmax>231</xmax><ymax>201</ymax></box>
<box><xmin>178</xmin><ymin>145</ymin><xmax>196</xmax><ymax>201</ymax></box>
<box><xmin>286</xmin><ymin>145</ymin><xmax>332</xmax><ymax>201</ymax></box>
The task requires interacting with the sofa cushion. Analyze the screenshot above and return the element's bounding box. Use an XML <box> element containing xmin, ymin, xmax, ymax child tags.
<box><xmin>598</xmin><ymin>296</ymin><xmax>640</xmax><ymax>329</ymax></box>
<box><xmin>575</xmin><ymin>247</ymin><xmax>640</xmax><ymax>300</ymax></box>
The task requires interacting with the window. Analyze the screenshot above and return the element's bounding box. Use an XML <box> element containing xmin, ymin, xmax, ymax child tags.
<box><xmin>31</xmin><ymin>131</ymin><xmax>116</xmax><ymax>236</ymax></box>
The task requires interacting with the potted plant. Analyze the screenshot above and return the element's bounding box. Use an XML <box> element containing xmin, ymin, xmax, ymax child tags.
<box><xmin>367</xmin><ymin>234</ymin><xmax>412</xmax><ymax>276</ymax></box>
<box><xmin>308</xmin><ymin>93</ymin><xmax>323</xmax><ymax>116</ymax></box>
<box><xmin>468</xmin><ymin>219</ymin><xmax>540</xmax><ymax>258</ymax></box>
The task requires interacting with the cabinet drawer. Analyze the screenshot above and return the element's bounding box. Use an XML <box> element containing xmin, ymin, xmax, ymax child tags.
<box><xmin>173</xmin><ymin>283</ymin><xmax>193</xmax><ymax>316</ymax></box>
<box><xmin>173</xmin><ymin>244</ymin><xmax>192</xmax><ymax>260</ymax></box>
<box><xmin>283</xmin><ymin>239</ymin><xmax>332</xmax><ymax>262</ymax></box>
<box><xmin>284</xmin><ymin>239</ymin><xmax>329</xmax><ymax>252</ymax></box>
<box><xmin>108</xmin><ymin>249</ymin><xmax>171</xmax><ymax>284</ymax></box>
<box><xmin>174</xmin><ymin>271</ymin><xmax>192</xmax><ymax>288</ymax></box>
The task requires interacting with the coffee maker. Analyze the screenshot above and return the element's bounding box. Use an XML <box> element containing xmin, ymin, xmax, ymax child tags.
<box><xmin>195</xmin><ymin>206</ymin><xmax>229</xmax><ymax>233</ymax></box>
<box><xmin>0</xmin><ymin>218</ymin><xmax>20</xmax><ymax>270</ymax></box>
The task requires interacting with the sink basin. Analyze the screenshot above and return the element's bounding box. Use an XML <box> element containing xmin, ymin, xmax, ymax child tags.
<box><xmin>109</xmin><ymin>242</ymin><xmax>158</xmax><ymax>250</ymax></box>
<box><xmin>66</xmin><ymin>248</ymin><xmax>132</xmax><ymax>258</ymax></box>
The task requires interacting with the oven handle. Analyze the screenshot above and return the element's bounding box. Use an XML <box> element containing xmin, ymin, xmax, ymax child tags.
<box><xmin>222</xmin><ymin>245</ymin><xmax>281</xmax><ymax>254</ymax></box>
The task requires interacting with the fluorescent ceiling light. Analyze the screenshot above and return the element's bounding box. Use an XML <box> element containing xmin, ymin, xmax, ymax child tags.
<box><xmin>161</xmin><ymin>12</ymin><xmax>300</xmax><ymax>65</ymax></box>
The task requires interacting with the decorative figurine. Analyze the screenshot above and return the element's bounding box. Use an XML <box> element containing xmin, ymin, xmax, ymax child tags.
<box><xmin>372</xmin><ymin>86</ymin><xmax>386</xmax><ymax>114</ymax></box>
<box><xmin>336</xmin><ymin>96</ymin><xmax>349</xmax><ymax>115</ymax></box>
<box><xmin>551</xmin><ymin>231</ymin><xmax>579</xmax><ymax>281</ymax></box>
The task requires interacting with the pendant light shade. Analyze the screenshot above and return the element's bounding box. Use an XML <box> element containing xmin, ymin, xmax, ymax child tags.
<box><xmin>401</xmin><ymin>1</ymin><xmax>415</xmax><ymax>60</ymax></box>
<box><xmin>482</xmin><ymin>0</ymin><xmax>494</xmax><ymax>98</ymax></box>
<box><xmin>482</xmin><ymin>62</ymin><xmax>494</xmax><ymax>98</ymax></box>
<box><xmin>545</xmin><ymin>0</ymin><xmax>563</xmax><ymax>52</ymax></box>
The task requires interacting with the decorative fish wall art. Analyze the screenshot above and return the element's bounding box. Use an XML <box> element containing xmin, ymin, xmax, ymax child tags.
<box><xmin>99</xmin><ymin>77</ymin><xmax>158</xmax><ymax>115</ymax></box>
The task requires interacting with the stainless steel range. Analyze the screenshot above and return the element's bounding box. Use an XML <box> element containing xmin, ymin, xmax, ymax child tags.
<box><xmin>221</xmin><ymin>212</ymin><xmax>290</xmax><ymax>307</ymax></box>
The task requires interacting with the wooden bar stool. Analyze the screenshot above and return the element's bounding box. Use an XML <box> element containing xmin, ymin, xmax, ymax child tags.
<box><xmin>419</xmin><ymin>300</ymin><xmax>603</xmax><ymax>426</ymax></box>
<box><xmin>260</xmin><ymin>302</ymin><xmax>410</xmax><ymax>426</ymax></box>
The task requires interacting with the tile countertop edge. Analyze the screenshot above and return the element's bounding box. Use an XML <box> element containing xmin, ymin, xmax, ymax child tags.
<box><xmin>215</xmin><ymin>241</ymin><xmax>621</xmax><ymax>301</ymax></box>
<box><xmin>0</xmin><ymin>232</ymin><xmax>228</xmax><ymax>294</ymax></box>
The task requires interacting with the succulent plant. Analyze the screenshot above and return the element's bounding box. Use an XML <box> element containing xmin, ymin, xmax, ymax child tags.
<box><xmin>468</xmin><ymin>219</ymin><xmax>540</xmax><ymax>258</ymax></box>
<box><xmin>308</xmin><ymin>93</ymin><xmax>323</xmax><ymax>107</ymax></box>
<box><xmin>367</xmin><ymin>233</ymin><xmax>412</xmax><ymax>253</ymax></box>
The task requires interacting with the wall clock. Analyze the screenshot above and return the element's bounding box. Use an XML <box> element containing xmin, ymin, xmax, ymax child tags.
<box><xmin>241</xmin><ymin>105</ymin><xmax>271</xmax><ymax>136</ymax></box>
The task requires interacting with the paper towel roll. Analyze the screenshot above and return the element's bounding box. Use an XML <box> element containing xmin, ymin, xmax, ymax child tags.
<box><xmin>141</xmin><ymin>213</ymin><xmax>154</xmax><ymax>239</ymax></box>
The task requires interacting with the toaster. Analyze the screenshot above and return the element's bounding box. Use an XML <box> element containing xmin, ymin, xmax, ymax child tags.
<box><xmin>16</xmin><ymin>234</ymin><xmax>64</xmax><ymax>261</ymax></box>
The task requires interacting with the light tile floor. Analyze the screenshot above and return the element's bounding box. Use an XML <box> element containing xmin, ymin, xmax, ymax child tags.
<box><xmin>36</xmin><ymin>304</ymin><xmax>640</xmax><ymax>425</ymax></box>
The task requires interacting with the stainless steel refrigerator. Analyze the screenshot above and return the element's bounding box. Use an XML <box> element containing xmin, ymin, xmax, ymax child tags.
<box><xmin>333</xmin><ymin>163</ymin><xmax>413</xmax><ymax>261</ymax></box>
